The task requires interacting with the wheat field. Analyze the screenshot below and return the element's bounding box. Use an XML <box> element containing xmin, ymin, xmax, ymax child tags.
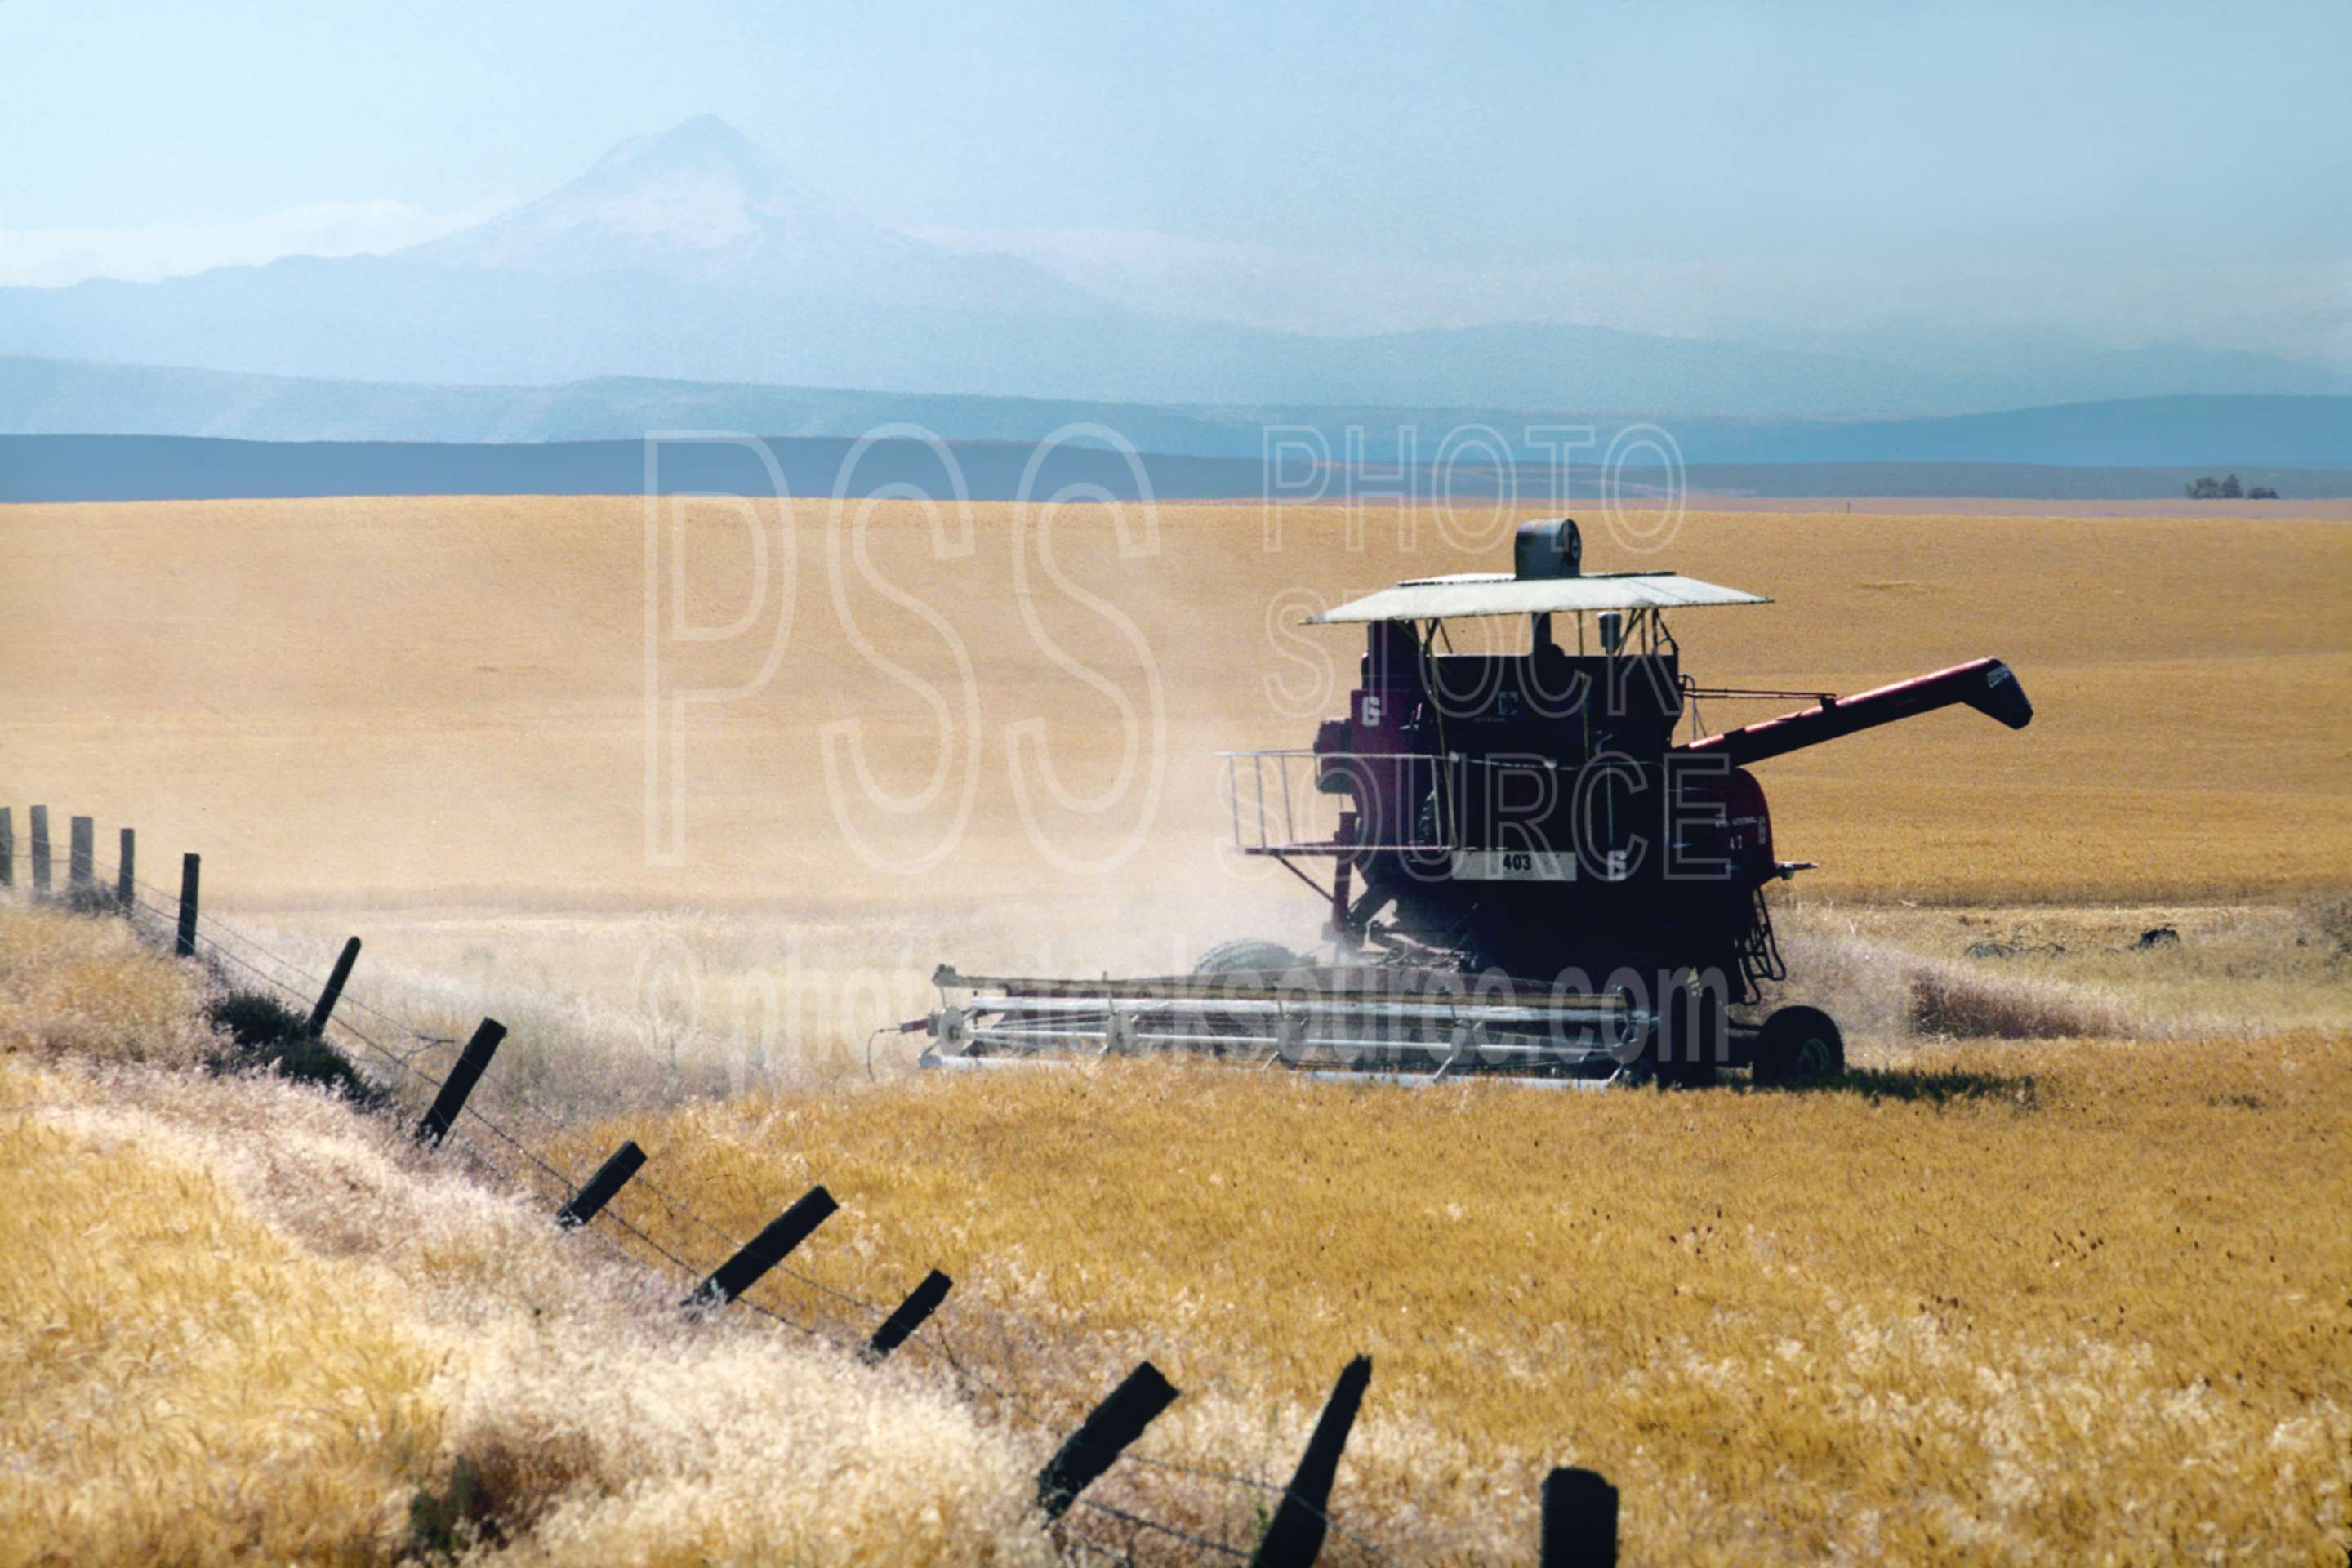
<box><xmin>4</xmin><ymin>497</ymin><xmax>2346</xmax><ymax>911</ymax></box>
<box><xmin>2</xmin><ymin>495</ymin><xmax>2349</xmax><ymax>1564</ymax></box>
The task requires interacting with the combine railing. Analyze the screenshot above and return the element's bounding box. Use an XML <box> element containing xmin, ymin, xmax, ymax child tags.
<box><xmin>1219</xmin><ymin>748</ymin><xmax>1462</xmax><ymax>856</ymax></box>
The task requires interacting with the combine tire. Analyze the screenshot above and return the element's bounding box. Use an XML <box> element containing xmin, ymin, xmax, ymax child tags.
<box><xmin>1194</xmin><ymin>938</ymin><xmax>1307</xmax><ymax>977</ymax></box>
<box><xmin>1752</xmin><ymin>1005</ymin><xmax>1844</xmax><ymax>1086</ymax></box>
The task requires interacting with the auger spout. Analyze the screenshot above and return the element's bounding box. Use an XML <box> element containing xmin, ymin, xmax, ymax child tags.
<box><xmin>1676</xmin><ymin>657</ymin><xmax>2032</xmax><ymax>768</ymax></box>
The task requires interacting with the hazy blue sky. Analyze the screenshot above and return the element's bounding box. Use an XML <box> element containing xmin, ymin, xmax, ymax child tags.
<box><xmin>4</xmin><ymin>0</ymin><xmax>2346</xmax><ymax>358</ymax></box>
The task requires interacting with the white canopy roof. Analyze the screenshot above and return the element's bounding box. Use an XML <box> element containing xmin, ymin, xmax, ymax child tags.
<box><xmin>1306</xmin><ymin>571</ymin><xmax>1770</xmax><ymax>625</ymax></box>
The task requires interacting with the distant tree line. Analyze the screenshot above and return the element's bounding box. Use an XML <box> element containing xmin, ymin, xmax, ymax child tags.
<box><xmin>2186</xmin><ymin>474</ymin><xmax>2279</xmax><ymax>499</ymax></box>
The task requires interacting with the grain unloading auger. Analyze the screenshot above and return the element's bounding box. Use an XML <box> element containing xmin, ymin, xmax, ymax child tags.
<box><xmin>909</xmin><ymin>519</ymin><xmax>2032</xmax><ymax>1087</ymax></box>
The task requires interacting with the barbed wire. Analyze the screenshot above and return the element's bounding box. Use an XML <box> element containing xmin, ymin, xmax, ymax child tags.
<box><xmin>1125</xmin><ymin>1453</ymin><xmax>1279</xmax><ymax>1494</ymax></box>
<box><xmin>85</xmin><ymin>864</ymin><xmax>865</xmax><ymax>1352</ymax></box>
<box><xmin>96</xmin><ymin>875</ymin><xmax>853</xmax><ymax>1346</ymax></box>
<box><xmin>24</xmin><ymin>841</ymin><xmax>441</xmax><ymax>1054</ymax></box>
<box><xmin>1076</xmin><ymin>1498</ymin><xmax>1250</xmax><ymax>1561</ymax></box>
<box><xmin>52</xmin><ymin>854</ymin><xmax>849</xmax><ymax>1297</ymax></box>
<box><xmin>121</xmin><ymin>866</ymin><xmax>439</xmax><ymax>1049</ymax></box>
<box><xmin>640</xmin><ymin>1170</ymin><xmax>893</xmax><ymax>1321</ymax></box>
<box><xmin>1121</xmin><ymin>1452</ymin><xmax>1401</xmax><ymax>1566</ymax></box>
<box><xmin>42</xmin><ymin>848</ymin><xmax>428</xmax><ymax>1060</ymax></box>
<box><xmin>116</xmin><ymin>860</ymin><xmax>897</xmax><ymax>1323</ymax></box>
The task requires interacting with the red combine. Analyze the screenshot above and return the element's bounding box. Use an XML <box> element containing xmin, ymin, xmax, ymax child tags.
<box><xmin>917</xmin><ymin>519</ymin><xmax>2031</xmax><ymax>1087</ymax></box>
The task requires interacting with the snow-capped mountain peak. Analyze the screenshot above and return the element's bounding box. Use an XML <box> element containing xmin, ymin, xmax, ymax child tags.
<box><xmin>405</xmin><ymin>116</ymin><xmax>1082</xmax><ymax>311</ymax></box>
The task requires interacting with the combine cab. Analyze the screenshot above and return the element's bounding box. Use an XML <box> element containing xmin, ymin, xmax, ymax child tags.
<box><xmin>912</xmin><ymin>519</ymin><xmax>2032</xmax><ymax>1087</ymax></box>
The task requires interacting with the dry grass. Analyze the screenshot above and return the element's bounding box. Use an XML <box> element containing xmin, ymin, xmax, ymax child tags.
<box><xmin>0</xmin><ymin>903</ymin><xmax>1050</xmax><ymax>1567</ymax></box>
<box><xmin>0</xmin><ymin>902</ymin><xmax>216</xmax><ymax>1069</ymax></box>
<box><xmin>562</xmin><ymin>1037</ymin><xmax>2352</xmax><ymax>1565</ymax></box>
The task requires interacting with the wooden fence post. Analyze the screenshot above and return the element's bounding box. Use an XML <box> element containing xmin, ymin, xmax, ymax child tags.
<box><xmin>685</xmin><ymin>1187</ymin><xmax>840</xmax><ymax>1309</ymax></box>
<box><xmin>69</xmin><ymin>816</ymin><xmax>94</xmax><ymax>895</ymax></box>
<box><xmin>0</xmin><ymin>807</ymin><xmax>12</xmax><ymax>890</ymax></box>
<box><xmin>307</xmin><ymin>937</ymin><xmax>361</xmax><ymax>1036</ymax></box>
<box><xmin>116</xmin><ymin>827</ymin><xmax>134</xmax><ymax>911</ymax></box>
<box><xmin>864</xmin><ymin>1269</ymin><xmax>953</xmax><ymax>1362</ymax></box>
<box><xmin>1540</xmin><ymin>1468</ymin><xmax>1619</xmax><ymax>1568</ymax></box>
<box><xmin>555</xmin><ymin>1140</ymin><xmax>647</xmax><ymax>1227</ymax></box>
<box><xmin>1250</xmin><ymin>1356</ymin><xmax>1373</xmax><ymax>1567</ymax></box>
<box><xmin>1036</xmin><ymin>1361</ymin><xmax>1180</xmax><ymax>1522</ymax></box>
<box><xmin>175</xmin><ymin>853</ymin><xmax>200</xmax><ymax>956</ymax></box>
<box><xmin>414</xmin><ymin>1019</ymin><xmax>506</xmax><ymax>1145</ymax></box>
<box><xmin>29</xmin><ymin>806</ymin><xmax>50</xmax><ymax>894</ymax></box>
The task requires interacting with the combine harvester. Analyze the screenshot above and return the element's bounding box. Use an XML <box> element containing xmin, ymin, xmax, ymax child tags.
<box><xmin>912</xmin><ymin>519</ymin><xmax>2032</xmax><ymax>1088</ymax></box>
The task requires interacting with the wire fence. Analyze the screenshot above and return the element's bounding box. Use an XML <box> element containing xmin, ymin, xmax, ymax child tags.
<box><xmin>60</xmin><ymin>845</ymin><xmax>885</xmax><ymax>1334</ymax></box>
<box><xmin>0</xmin><ymin>820</ymin><xmax>1441</xmax><ymax>1566</ymax></box>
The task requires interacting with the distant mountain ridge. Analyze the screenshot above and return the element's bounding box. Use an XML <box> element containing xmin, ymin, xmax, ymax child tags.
<box><xmin>1</xmin><ymin>117</ymin><xmax>2345</xmax><ymax>416</ymax></box>
<box><xmin>6</xmin><ymin>357</ymin><xmax>2348</xmax><ymax>469</ymax></box>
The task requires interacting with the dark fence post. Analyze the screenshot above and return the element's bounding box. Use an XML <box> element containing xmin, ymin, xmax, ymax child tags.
<box><xmin>1037</xmin><ymin>1361</ymin><xmax>1181</xmax><ymax>1522</ymax></box>
<box><xmin>307</xmin><ymin>937</ymin><xmax>361</xmax><ymax>1036</ymax></box>
<box><xmin>69</xmin><ymin>816</ymin><xmax>94</xmax><ymax>894</ymax></box>
<box><xmin>116</xmin><ymin>827</ymin><xmax>134</xmax><ymax>911</ymax></box>
<box><xmin>175</xmin><ymin>853</ymin><xmax>200</xmax><ymax>956</ymax></box>
<box><xmin>556</xmin><ymin>1140</ymin><xmax>647</xmax><ymax>1227</ymax></box>
<box><xmin>414</xmin><ymin>1019</ymin><xmax>506</xmax><ymax>1145</ymax></box>
<box><xmin>685</xmin><ymin>1187</ymin><xmax>840</xmax><ymax>1309</ymax></box>
<box><xmin>1540</xmin><ymin>1468</ymin><xmax>1619</xmax><ymax>1568</ymax></box>
<box><xmin>0</xmin><ymin>807</ymin><xmax>12</xmax><ymax>889</ymax></box>
<box><xmin>864</xmin><ymin>1269</ymin><xmax>954</xmax><ymax>1362</ymax></box>
<box><xmin>1250</xmin><ymin>1355</ymin><xmax>1373</xmax><ymax>1568</ymax></box>
<box><xmin>29</xmin><ymin>806</ymin><xmax>50</xmax><ymax>894</ymax></box>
